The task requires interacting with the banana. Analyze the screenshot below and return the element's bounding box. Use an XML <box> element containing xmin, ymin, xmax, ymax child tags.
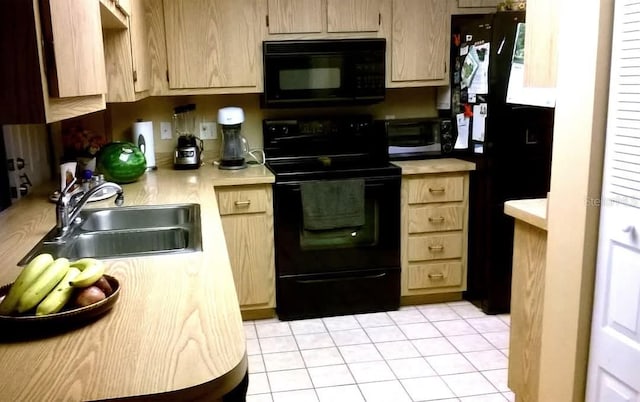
<box><xmin>17</xmin><ymin>258</ymin><xmax>70</xmax><ymax>313</ymax></box>
<box><xmin>70</xmin><ymin>258</ymin><xmax>101</xmax><ymax>271</ymax></box>
<box><xmin>35</xmin><ymin>267</ymin><xmax>81</xmax><ymax>316</ymax></box>
<box><xmin>69</xmin><ymin>259</ymin><xmax>105</xmax><ymax>288</ymax></box>
<box><xmin>0</xmin><ymin>253</ymin><xmax>54</xmax><ymax>315</ymax></box>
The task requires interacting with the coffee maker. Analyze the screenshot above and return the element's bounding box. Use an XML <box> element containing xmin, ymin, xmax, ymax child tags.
<box><xmin>173</xmin><ymin>104</ymin><xmax>203</xmax><ymax>170</ymax></box>
<box><xmin>218</xmin><ymin>107</ymin><xmax>248</xmax><ymax>170</ymax></box>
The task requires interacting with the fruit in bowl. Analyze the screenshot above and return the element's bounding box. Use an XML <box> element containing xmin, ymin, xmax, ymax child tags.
<box><xmin>96</xmin><ymin>141</ymin><xmax>146</xmax><ymax>184</ymax></box>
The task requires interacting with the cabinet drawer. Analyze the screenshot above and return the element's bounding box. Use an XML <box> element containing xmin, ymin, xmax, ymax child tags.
<box><xmin>407</xmin><ymin>261</ymin><xmax>463</xmax><ymax>290</ymax></box>
<box><xmin>407</xmin><ymin>176</ymin><xmax>464</xmax><ymax>204</ymax></box>
<box><xmin>217</xmin><ymin>187</ymin><xmax>269</xmax><ymax>215</ymax></box>
<box><xmin>409</xmin><ymin>205</ymin><xmax>464</xmax><ymax>233</ymax></box>
<box><xmin>408</xmin><ymin>232</ymin><xmax>463</xmax><ymax>261</ymax></box>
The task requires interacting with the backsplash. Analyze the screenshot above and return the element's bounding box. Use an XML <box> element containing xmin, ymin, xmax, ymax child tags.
<box><xmin>2</xmin><ymin>125</ymin><xmax>51</xmax><ymax>201</ymax></box>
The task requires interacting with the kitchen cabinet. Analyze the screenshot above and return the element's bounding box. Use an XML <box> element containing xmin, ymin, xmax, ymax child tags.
<box><xmin>161</xmin><ymin>0</ymin><xmax>264</xmax><ymax>91</ymax></box>
<box><xmin>394</xmin><ymin>159</ymin><xmax>474</xmax><ymax>302</ymax></box>
<box><xmin>0</xmin><ymin>0</ymin><xmax>107</xmax><ymax>124</ymax></box>
<box><xmin>458</xmin><ymin>0</ymin><xmax>500</xmax><ymax>8</ymax></box>
<box><xmin>389</xmin><ymin>0</ymin><xmax>449</xmax><ymax>87</ymax></box>
<box><xmin>524</xmin><ymin>0</ymin><xmax>558</xmax><ymax>88</ymax></box>
<box><xmin>216</xmin><ymin>184</ymin><xmax>276</xmax><ymax>319</ymax></box>
<box><xmin>267</xmin><ymin>0</ymin><xmax>382</xmax><ymax>35</ymax></box>
<box><xmin>103</xmin><ymin>0</ymin><xmax>151</xmax><ymax>102</ymax></box>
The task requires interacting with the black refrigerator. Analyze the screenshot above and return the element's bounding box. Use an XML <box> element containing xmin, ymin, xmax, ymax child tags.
<box><xmin>449</xmin><ymin>12</ymin><xmax>554</xmax><ymax>314</ymax></box>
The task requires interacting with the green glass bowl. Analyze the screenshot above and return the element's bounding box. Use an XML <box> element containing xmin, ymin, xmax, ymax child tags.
<box><xmin>96</xmin><ymin>142</ymin><xmax>146</xmax><ymax>184</ymax></box>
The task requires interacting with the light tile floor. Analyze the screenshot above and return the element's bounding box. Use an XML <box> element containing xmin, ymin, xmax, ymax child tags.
<box><xmin>245</xmin><ymin>301</ymin><xmax>514</xmax><ymax>402</ymax></box>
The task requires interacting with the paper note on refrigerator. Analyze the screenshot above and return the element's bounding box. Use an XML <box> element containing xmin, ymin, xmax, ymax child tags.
<box><xmin>474</xmin><ymin>143</ymin><xmax>484</xmax><ymax>154</ymax></box>
<box><xmin>468</xmin><ymin>43</ymin><xmax>490</xmax><ymax>95</ymax></box>
<box><xmin>472</xmin><ymin>104</ymin><xmax>487</xmax><ymax>142</ymax></box>
<box><xmin>455</xmin><ymin>113</ymin><xmax>469</xmax><ymax>149</ymax></box>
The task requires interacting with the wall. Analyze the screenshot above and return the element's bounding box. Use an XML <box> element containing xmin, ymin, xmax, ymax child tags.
<box><xmin>107</xmin><ymin>87</ymin><xmax>439</xmax><ymax>163</ymax></box>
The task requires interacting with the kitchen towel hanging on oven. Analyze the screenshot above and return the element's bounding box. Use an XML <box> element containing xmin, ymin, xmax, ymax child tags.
<box><xmin>300</xmin><ymin>179</ymin><xmax>365</xmax><ymax>230</ymax></box>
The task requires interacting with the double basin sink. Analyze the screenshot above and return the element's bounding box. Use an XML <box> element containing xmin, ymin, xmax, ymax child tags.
<box><xmin>20</xmin><ymin>204</ymin><xmax>203</xmax><ymax>265</ymax></box>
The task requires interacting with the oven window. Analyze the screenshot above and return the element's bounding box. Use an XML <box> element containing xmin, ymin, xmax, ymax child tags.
<box><xmin>280</xmin><ymin>68</ymin><xmax>341</xmax><ymax>90</ymax></box>
<box><xmin>299</xmin><ymin>199</ymin><xmax>378</xmax><ymax>250</ymax></box>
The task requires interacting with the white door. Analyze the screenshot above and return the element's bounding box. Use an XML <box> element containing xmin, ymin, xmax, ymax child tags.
<box><xmin>586</xmin><ymin>1</ymin><xmax>640</xmax><ymax>400</ymax></box>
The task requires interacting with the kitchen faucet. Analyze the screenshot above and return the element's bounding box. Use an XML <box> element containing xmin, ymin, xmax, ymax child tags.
<box><xmin>56</xmin><ymin>177</ymin><xmax>124</xmax><ymax>236</ymax></box>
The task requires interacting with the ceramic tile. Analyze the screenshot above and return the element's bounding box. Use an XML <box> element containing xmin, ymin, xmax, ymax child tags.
<box><xmin>247</xmin><ymin>338</ymin><xmax>262</xmax><ymax>355</ymax></box>
<box><xmin>254</xmin><ymin>317</ymin><xmax>282</xmax><ymax>324</ymax></box>
<box><xmin>397</xmin><ymin>305</ymin><xmax>418</xmax><ymax>311</ymax></box>
<box><xmin>460</xmin><ymin>394</ymin><xmax>508</xmax><ymax>402</ymax></box>
<box><xmin>434</xmin><ymin>319</ymin><xmax>478</xmax><ymax>336</ymax></box>
<box><xmin>301</xmin><ymin>347</ymin><xmax>345</xmax><ymax>368</ymax></box>
<box><xmin>386</xmin><ymin>357</ymin><xmax>436</xmax><ymax>379</ymax></box>
<box><xmin>289</xmin><ymin>319</ymin><xmax>327</xmax><ymax>335</ymax></box>
<box><xmin>358</xmin><ymin>380</ymin><xmax>412</xmax><ymax>402</ymax></box>
<box><xmin>244</xmin><ymin>323</ymin><xmax>258</xmax><ymax>340</ymax></box>
<box><xmin>500</xmin><ymin>348</ymin><xmax>509</xmax><ymax>357</ymax></box>
<box><xmin>398</xmin><ymin>322</ymin><xmax>441</xmax><ymax>339</ymax></box>
<box><xmin>481</xmin><ymin>369</ymin><xmax>510</xmax><ymax>392</ymax></box>
<box><xmin>464</xmin><ymin>350</ymin><xmax>509</xmax><ymax>371</ymax></box>
<box><xmin>316</xmin><ymin>384</ymin><xmax>365</xmax><ymax>402</ymax></box>
<box><xmin>308</xmin><ymin>364</ymin><xmax>355</xmax><ymax>387</ymax></box>
<box><xmin>448</xmin><ymin>334</ymin><xmax>496</xmax><ymax>353</ymax></box>
<box><xmin>355</xmin><ymin>312</ymin><xmax>394</xmax><ymax>328</ymax></box>
<box><xmin>481</xmin><ymin>331</ymin><xmax>510</xmax><ymax>349</ymax></box>
<box><xmin>322</xmin><ymin>315</ymin><xmax>360</xmax><ymax>331</ymax></box>
<box><xmin>262</xmin><ymin>351</ymin><xmax>305</xmax><ymax>372</ymax></box>
<box><xmin>248</xmin><ymin>354</ymin><xmax>265</xmax><ymax>373</ymax></box>
<box><xmin>441</xmin><ymin>372</ymin><xmax>497</xmax><ymax>397</ymax></box>
<box><xmin>259</xmin><ymin>336</ymin><xmax>298</xmax><ymax>354</ymax></box>
<box><xmin>364</xmin><ymin>325</ymin><xmax>406</xmax><ymax>342</ymax></box>
<box><xmin>497</xmin><ymin>314</ymin><xmax>511</xmax><ymax>326</ymax></box>
<box><xmin>247</xmin><ymin>393</ymin><xmax>273</xmax><ymax>402</ymax></box>
<box><xmin>348</xmin><ymin>361</ymin><xmax>395</xmax><ymax>383</ymax></box>
<box><xmin>466</xmin><ymin>317</ymin><xmax>509</xmax><ymax>333</ymax></box>
<box><xmin>247</xmin><ymin>373</ymin><xmax>270</xmax><ymax>395</ymax></box>
<box><xmin>447</xmin><ymin>301</ymin><xmax>474</xmax><ymax>306</ymax></box>
<box><xmin>295</xmin><ymin>332</ymin><xmax>335</xmax><ymax>350</ymax></box>
<box><xmin>502</xmin><ymin>391</ymin><xmax>516</xmax><ymax>401</ymax></box>
<box><xmin>338</xmin><ymin>344</ymin><xmax>383</xmax><ymax>363</ymax></box>
<box><xmin>272</xmin><ymin>389</ymin><xmax>319</xmax><ymax>402</ymax></box>
<box><xmin>451</xmin><ymin>303</ymin><xmax>486</xmax><ymax>319</ymax></box>
<box><xmin>267</xmin><ymin>369</ymin><xmax>313</xmax><ymax>392</ymax></box>
<box><xmin>411</xmin><ymin>337</ymin><xmax>458</xmax><ymax>356</ymax></box>
<box><xmin>400</xmin><ymin>376</ymin><xmax>456</xmax><ymax>401</ymax></box>
<box><xmin>375</xmin><ymin>340</ymin><xmax>421</xmax><ymax>360</ymax></box>
<box><xmin>417</xmin><ymin>304</ymin><xmax>461</xmax><ymax>321</ymax></box>
<box><xmin>387</xmin><ymin>309</ymin><xmax>428</xmax><ymax>325</ymax></box>
<box><xmin>256</xmin><ymin>322</ymin><xmax>293</xmax><ymax>338</ymax></box>
<box><xmin>329</xmin><ymin>328</ymin><xmax>371</xmax><ymax>346</ymax></box>
<box><xmin>426</xmin><ymin>353</ymin><xmax>477</xmax><ymax>375</ymax></box>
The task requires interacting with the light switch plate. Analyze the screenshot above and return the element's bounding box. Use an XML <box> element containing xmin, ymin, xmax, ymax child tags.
<box><xmin>160</xmin><ymin>122</ymin><xmax>172</xmax><ymax>139</ymax></box>
<box><xmin>200</xmin><ymin>122</ymin><xmax>216</xmax><ymax>139</ymax></box>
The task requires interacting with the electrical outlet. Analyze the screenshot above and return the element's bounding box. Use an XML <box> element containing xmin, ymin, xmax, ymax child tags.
<box><xmin>160</xmin><ymin>122</ymin><xmax>172</xmax><ymax>139</ymax></box>
<box><xmin>200</xmin><ymin>122</ymin><xmax>216</xmax><ymax>139</ymax></box>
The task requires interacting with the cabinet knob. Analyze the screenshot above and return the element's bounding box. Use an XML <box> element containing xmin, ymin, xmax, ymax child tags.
<box><xmin>235</xmin><ymin>200</ymin><xmax>251</xmax><ymax>207</ymax></box>
<box><xmin>428</xmin><ymin>216</ymin><xmax>445</xmax><ymax>223</ymax></box>
<box><xmin>428</xmin><ymin>187</ymin><xmax>445</xmax><ymax>193</ymax></box>
<box><xmin>428</xmin><ymin>245</ymin><xmax>444</xmax><ymax>251</ymax></box>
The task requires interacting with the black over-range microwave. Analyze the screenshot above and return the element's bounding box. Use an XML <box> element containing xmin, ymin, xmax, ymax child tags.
<box><xmin>262</xmin><ymin>38</ymin><xmax>386</xmax><ymax>108</ymax></box>
<box><xmin>376</xmin><ymin>117</ymin><xmax>456</xmax><ymax>160</ymax></box>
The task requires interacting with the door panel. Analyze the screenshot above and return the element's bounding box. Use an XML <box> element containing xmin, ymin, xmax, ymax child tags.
<box><xmin>327</xmin><ymin>0</ymin><xmax>381</xmax><ymax>33</ymax></box>
<box><xmin>267</xmin><ymin>0</ymin><xmax>322</xmax><ymax>34</ymax></box>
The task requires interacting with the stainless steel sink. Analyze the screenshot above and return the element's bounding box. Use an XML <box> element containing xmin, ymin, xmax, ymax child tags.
<box><xmin>19</xmin><ymin>204</ymin><xmax>202</xmax><ymax>265</ymax></box>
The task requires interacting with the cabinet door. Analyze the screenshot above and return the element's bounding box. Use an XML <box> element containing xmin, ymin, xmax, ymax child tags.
<box><xmin>163</xmin><ymin>0</ymin><xmax>262</xmax><ymax>89</ymax></box>
<box><xmin>221</xmin><ymin>213</ymin><xmax>275</xmax><ymax>309</ymax></box>
<box><xmin>391</xmin><ymin>0</ymin><xmax>448</xmax><ymax>82</ymax></box>
<box><xmin>41</xmin><ymin>0</ymin><xmax>107</xmax><ymax>97</ymax></box>
<box><xmin>327</xmin><ymin>0</ymin><xmax>381</xmax><ymax>33</ymax></box>
<box><xmin>267</xmin><ymin>0</ymin><xmax>322</xmax><ymax>34</ymax></box>
<box><xmin>130</xmin><ymin>0</ymin><xmax>150</xmax><ymax>92</ymax></box>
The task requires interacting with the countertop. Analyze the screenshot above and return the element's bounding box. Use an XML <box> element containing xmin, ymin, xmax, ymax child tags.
<box><xmin>0</xmin><ymin>163</ymin><xmax>273</xmax><ymax>401</ymax></box>
<box><xmin>392</xmin><ymin>158</ymin><xmax>477</xmax><ymax>174</ymax></box>
<box><xmin>504</xmin><ymin>198</ymin><xmax>548</xmax><ymax>230</ymax></box>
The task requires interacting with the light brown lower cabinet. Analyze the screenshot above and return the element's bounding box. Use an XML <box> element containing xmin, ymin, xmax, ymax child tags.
<box><xmin>216</xmin><ymin>184</ymin><xmax>275</xmax><ymax>319</ymax></box>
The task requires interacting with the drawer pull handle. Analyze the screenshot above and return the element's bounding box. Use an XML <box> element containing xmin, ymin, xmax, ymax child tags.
<box><xmin>428</xmin><ymin>245</ymin><xmax>444</xmax><ymax>251</ymax></box>
<box><xmin>429</xmin><ymin>187</ymin><xmax>445</xmax><ymax>193</ymax></box>
<box><xmin>428</xmin><ymin>216</ymin><xmax>445</xmax><ymax>223</ymax></box>
<box><xmin>234</xmin><ymin>200</ymin><xmax>251</xmax><ymax>207</ymax></box>
<box><xmin>428</xmin><ymin>273</ymin><xmax>445</xmax><ymax>280</ymax></box>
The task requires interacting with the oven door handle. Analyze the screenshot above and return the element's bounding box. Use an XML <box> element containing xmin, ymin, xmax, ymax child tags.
<box><xmin>296</xmin><ymin>272</ymin><xmax>387</xmax><ymax>284</ymax></box>
<box><xmin>284</xmin><ymin>182</ymin><xmax>389</xmax><ymax>192</ymax></box>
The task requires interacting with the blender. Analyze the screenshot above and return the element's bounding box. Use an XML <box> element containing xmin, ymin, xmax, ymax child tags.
<box><xmin>217</xmin><ymin>107</ymin><xmax>248</xmax><ymax>170</ymax></box>
<box><xmin>172</xmin><ymin>104</ymin><xmax>203</xmax><ymax>170</ymax></box>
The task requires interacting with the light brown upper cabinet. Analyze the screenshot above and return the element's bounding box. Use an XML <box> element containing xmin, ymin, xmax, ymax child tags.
<box><xmin>267</xmin><ymin>0</ymin><xmax>382</xmax><ymax>35</ymax></box>
<box><xmin>103</xmin><ymin>0</ymin><xmax>151</xmax><ymax>102</ymax></box>
<box><xmin>163</xmin><ymin>0</ymin><xmax>263</xmax><ymax>90</ymax></box>
<box><xmin>458</xmin><ymin>0</ymin><xmax>500</xmax><ymax>7</ymax></box>
<box><xmin>0</xmin><ymin>0</ymin><xmax>106</xmax><ymax>124</ymax></box>
<box><xmin>389</xmin><ymin>0</ymin><xmax>449</xmax><ymax>87</ymax></box>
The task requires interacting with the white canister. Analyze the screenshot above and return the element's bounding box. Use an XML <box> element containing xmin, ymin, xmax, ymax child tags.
<box><xmin>133</xmin><ymin>120</ymin><xmax>156</xmax><ymax>169</ymax></box>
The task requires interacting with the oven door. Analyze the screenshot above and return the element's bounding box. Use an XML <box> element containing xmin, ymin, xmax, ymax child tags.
<box><xmin>273</xmin><ymin>175</ymin><xmax>400</xmax><ymax>276</ymax></box>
